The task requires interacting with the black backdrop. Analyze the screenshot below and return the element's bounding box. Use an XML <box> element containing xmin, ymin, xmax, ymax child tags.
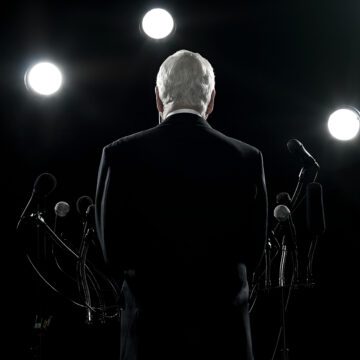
<box><xmin>3</xmin><ymin>1</ymin><xmax>360</xmax><ymax>359</ymax></box>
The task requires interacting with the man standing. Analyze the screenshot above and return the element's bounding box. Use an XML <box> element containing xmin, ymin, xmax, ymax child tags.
<box><xmin>95</xmin><ymin>50</ymin><xmax>267</xmax><ymax>360</ymax></box>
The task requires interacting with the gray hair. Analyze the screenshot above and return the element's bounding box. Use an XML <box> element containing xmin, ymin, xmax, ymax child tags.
<box><xmin>156</xmin><ymin>50</ymin><xmax>215</xmax><ymax>117</ymax></box>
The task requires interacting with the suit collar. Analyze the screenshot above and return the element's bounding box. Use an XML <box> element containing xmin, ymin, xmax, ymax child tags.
<box><xmin>158</xmin><ymin>113</ymin><xmax>212</xmax><ymax>129</ymax></box>
<box><xmin>165</xmin><ymin>108</ymin><xmax>203</xmax><ymax>118</ymax></box>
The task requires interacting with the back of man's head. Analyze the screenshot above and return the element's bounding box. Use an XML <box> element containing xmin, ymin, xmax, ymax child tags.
<box><xmin>156</xmin><ymin>50</ymin><xmax>215</xmax><ymax>118</ymax></box>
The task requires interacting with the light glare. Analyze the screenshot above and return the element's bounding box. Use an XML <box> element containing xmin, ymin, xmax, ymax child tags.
<box><xmin>328</xmin><ymin>108</ymin><xmax>360</xmax><ymax>141</ymax></box>
<box><xmin>142</xmin><ymin>8</ymin><xmax>174</xmax><ymax>39</ymax></box>
<box><xmin>25</xmin><ymin>62</ymin><xmax>63</xmax><ymax>96</ymax></box>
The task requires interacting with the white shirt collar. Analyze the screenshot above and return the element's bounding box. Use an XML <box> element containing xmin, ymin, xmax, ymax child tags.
<box><xmin>165</xmin><ymin>108</ymin><xmax>203</xmax><ymax>119</ymax></box>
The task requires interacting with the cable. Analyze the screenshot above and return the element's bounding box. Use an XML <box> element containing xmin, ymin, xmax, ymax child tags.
<box><xmin>26</xmin><ymin>253</ymin><xmax>92</xmax><ymax>310</ymax></box>
<box><xmin>77</xmin><ymin>228</ymin><xmax>92</xmax><ymax>310</ymax></box>
<box><xmin>27</xmin><ymin>253</ymin><xmax>120</xmax><ymax>314</ymax></box>
<box><xmin>33</xmin><ymin>213</ymin><xmax>79</xmax><ymax>259</ymax></box>
<box><xmin>51</xmin><ymin>242</ymin><xmax>77</xmax><ymax>282</ymax></box>
<box><xmin>249</xmin><ymin>242</ymin><xmax>280</xmax><ymax>302</ymax></box>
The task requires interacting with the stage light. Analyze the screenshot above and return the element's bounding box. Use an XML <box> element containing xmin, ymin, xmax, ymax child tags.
<box><xmin>25</xmin><ymin>62</ymin><xmax>63</xmax><ymax>96</ymax></box>
<box><xmin>141</xmin><ymin>8</ymin><xmax>174</xmax><ymax>39</ymax></box>
<box><xmin>328</xmin><ymin>107</ymin><xmax>360</xmax><ymax>141</ymax></box>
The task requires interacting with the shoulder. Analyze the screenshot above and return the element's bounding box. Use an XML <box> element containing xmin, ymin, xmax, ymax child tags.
<box><xmin>208</xmin><ymin>127</ymin><xmax>262</xmax><ymax>160</ymax></box>
<box><xmin>102</xmin><ymin>126</ymin><xmax>159</xmax><ymax>157</ymax></box>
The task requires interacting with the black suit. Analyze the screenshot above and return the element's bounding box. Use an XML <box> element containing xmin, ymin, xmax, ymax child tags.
<box><xmin>95</xmin><ymin>113</ymin><xmax>267</xmax><ymax>360</ymax></box>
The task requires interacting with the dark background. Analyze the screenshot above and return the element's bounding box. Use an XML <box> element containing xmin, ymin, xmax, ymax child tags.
<box><xmin>3</xmin><ymin>0</ymin><xmax>359</xmax><ymax>359</ymax></box>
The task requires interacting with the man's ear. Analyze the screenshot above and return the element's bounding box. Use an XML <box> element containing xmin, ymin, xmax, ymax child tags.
<box><xmin>205</xmin><ymin>89</ymin><xmax>215</xmax><ymax>117</ymax></box>
<box><xmin>155</xmin><ymin>86</ymin><xmax>164</xmax><ymax>113</ymax></box>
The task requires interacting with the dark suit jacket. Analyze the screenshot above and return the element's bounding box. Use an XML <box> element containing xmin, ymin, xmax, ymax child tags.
<box><xmin>95</xmin><ymin>113</ymin><xmax>267</xmax><ymax>360</ymax></box>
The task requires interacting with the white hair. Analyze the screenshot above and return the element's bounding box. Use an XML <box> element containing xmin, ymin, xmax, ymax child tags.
<box><xmin>156</xmin><ymin>50</ymin><xmax>215</xmax><ymax>117</ymax></box>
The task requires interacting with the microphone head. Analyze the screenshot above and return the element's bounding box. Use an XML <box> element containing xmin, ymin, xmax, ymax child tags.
<box><xmin>286</xmin><ymin>138</ymin><xmax>303</xmax><ymax>155</ymax></box>
<box><xmin>306</xmin><ymin>182</ymin><xmax>326</xmax><ymax>235</ymax></box>
<box><xmin>33</xmin><ymin>173</ymin><xmax>57</xmax><ymax>197</ymax></box>
<box><xmin>286</xmin><ymin>138</ymin><xmax>319</xmax><ymax>168</ymax></box>
<box><xmin>276</xmin><ymin>192</ymin><xmax>292</xmax><ymax>207</ymax></box>
<box><xmin>76</xmin><ymin>196</ymin><xmax>93</xmax><ymax>217</ymax></box>
<box><xmin>54</xmin><ymin>201</ymin><xmax>70</xmax><ymax>217</ymax></box>
<box><xmin>274</xmin><ymin>205</ymin><xmax>291</xmax><ymax>222</ymax></box>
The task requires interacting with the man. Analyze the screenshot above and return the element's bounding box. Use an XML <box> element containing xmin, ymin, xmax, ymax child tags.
<box><xmin>95</xmin><ymin>50</ymin><xmax>267</xmax><ymax>360</ymax></box>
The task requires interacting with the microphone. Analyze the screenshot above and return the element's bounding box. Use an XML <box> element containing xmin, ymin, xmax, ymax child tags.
<box><xmin>270</xmin><ymin>193</ymin><xmax>292</xmax><ymax>243</ymax></box>
<box><xmin>274</xmin><ymin>204</ymin><xmax>297</xmax><ymax>246</ymax></box>
<box><xmin>76</xmin><ymin>196</ymin><xmax>93</xmax><ymax>219</ymax></box>
<box><xmin>273</xmin><ymin>204</ymin><xmax>297</xmax><ymax>245</ymax></box>
<box><xmin>306</xmin><ymin>182</ymin><xmax>326</xmax><ymax>236</ymax></box>
<box><xmin>54</xmin><ymin>201</ymin><xmax>70</xmax><ymax>218</ymax></box>
<box><xmin>264</xmin><ymin>194</ymin><xmax>292</xmax><ymax>289</ymax></box>
<box><xmin>17</xmin><ymin>173</ymin><xmax>57</xmax><ymax>230</ymax></box>
<box><xmin>52</xmin><ymin>201</ymin><xmax>71</xmax><ymax>265</ymax></box>
<box><xmin>287</xmin><ymin>139</ymin><xmax>320</xmax><ymax>169</ymax></box>
<box><xmin>274</xmin><ymin>204</ymin><xmax>291</xmax><ymax>223</ymax></box>
<box><xmin>53</xmin><ymin>201</ymin><xmax>70</xmax><ymax>234</ymax></box>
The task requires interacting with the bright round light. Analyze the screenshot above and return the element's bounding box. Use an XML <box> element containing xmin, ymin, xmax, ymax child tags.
<box><xmin>142</xmin><ymin>8</ymin><xmax>174</xmax><ymax>39</ymax></box>
<box><xmin>328</xmin><ymin>108</ymin><xmax>360</xmax><ymax>141</ymax></box>
<box><xmin>25</xmin><ymin>62</ymin><xmax>63</xmax><ymax>96</ymax></box>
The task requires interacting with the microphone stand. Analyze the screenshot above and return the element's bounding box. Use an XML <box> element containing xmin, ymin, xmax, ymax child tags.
<box><xmin>266</xmin><ymin>145</ymin><xmax>320</xmax><ymax>360</ymax></box>
<box><xmin>273</xmin><ymin>165</ymin><xmax>312</xmax><ymax>360</ymax></box>
<box><xmin>264</xmin><ymin>237</ymin><xmax>272</xmax><ymax>290</ymax></box>
<box><xmin>278</xmin><ymin>234</ymin><xmax>289</xmax><ymax>360</ymax></box>
<box><xmin>306</xmin><ymin>235</ymin><xmax>319</xmax><ymax>287</ymax></box>
<box><xmin>277</xmin><ymin>212</ymin><xmax>298</xmax><ymax>360</ymax></box>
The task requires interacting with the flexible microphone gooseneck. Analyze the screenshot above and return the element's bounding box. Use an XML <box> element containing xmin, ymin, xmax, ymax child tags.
<box><xmin>17</xmin><ymin>173</ymin><xmax>57</xmax><ymax>230</ymax></box>
<box><xmin>286</xmin><ymin>139</ymin><xmax>320</xmax><ymax>212</ymax></box>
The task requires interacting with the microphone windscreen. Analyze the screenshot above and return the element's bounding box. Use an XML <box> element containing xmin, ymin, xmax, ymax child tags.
<box><xmin>287</xmin><ymin>138</ymin><xmax>319</xmax><ymax>168</ymax></box>
<box><xmin>76</xmin><ymin>196</ymin><xmax>93</xmax><ymax>217</ymax></box>
<box><xmin>306</xmin><ymin>182</ymin><xmax>326</xmax><ymax>235</ymax></box>
<box><xmin>33</xmin><ymin>173</ymin><xmax>57</xmax><ymax>196</ymax></box>
<box><xmin>274</xmin><ymin>205</ymin><xmax>291</xmax><ymax>222</ymax></box>
<box><xmin>54</xmin><ymin>201</ymin><xmax>70</xmax><ymax>217</ymax></box>
<box><xmin>286</xmin><ymin>139</ymin><xmax>303</xmax><ymax>155</ymax></box>
<box><xmin>276</xmin><ymin>192</ymin><xmax>292</xmax><ymax>207</ymax></box>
